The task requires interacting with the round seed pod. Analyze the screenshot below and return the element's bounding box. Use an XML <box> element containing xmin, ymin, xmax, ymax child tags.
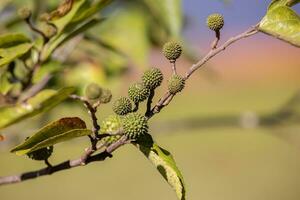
<box><xmin>100</xmin><ymin>115</ymin><xmax>123</xmax><ymax>145</ymax></box>
<box><xmin>113</xmin><ymin>97</ymin><xmax>132</xmax><ymax>116</ymax></box>
<box><xmin>206</xmin><ymin>13</ymin><xmax>224</xmax><ymax>32</ymax></box>
<box><xmin>128</xmin><ymin>83</ymin><xmax>150</xmax><ymax>103</ymax></box>
<box><xmin>99</xmin><ymin>89</ymin><xmax>112</xmax><ymax>104</ymax></box>
<box><xmin>43</xmin><ymin>24</ymin><xmax>57</xmax><ymax>39</ymax></box>
<box><xmin>18</xmin><ymin>7</ymin><xmax>32</xmax><ymax>20</ymax></box>
<box><xmin>142</xmin><ymin>68</ymin><xmax>163</xmax><ymax>90</ymax></box>
<box><xmin>162</xmin><ymin>41</ymin><xmax>182</xmax><ymax>62</ymax></box>
<box><xmin>27</xmin><ymin>146</ymin><xmax>53</xmax><ymax>161</ymax></box>
<box><xmin>168</xmin><ymin>74</ymin><xmax>185</xmax><ymax>94</ymax></box>
<box><xmin>122</xmin><ymin>113</ymin><xmax>148</xmax><ymax>140</ymax></box>
<box><xmin>85</xmin><ymin>83</ymin><xmax>102</xmax><ymax>100</ymax></box>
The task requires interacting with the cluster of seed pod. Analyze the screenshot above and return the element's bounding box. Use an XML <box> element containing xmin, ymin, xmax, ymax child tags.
<box><xmin>99</xmin><ymin>40</ymin><xmax>187</xmax><ymax>142</ymax></box>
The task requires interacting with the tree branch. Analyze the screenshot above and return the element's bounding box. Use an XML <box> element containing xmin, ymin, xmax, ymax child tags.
<box><xmin>0</xmin><ymin>136</ymin><xmax>129</xmax><ymax>186</ymax></box>
<box><xmin>149</xmin><ymin>24</ymin><xmax>259</xmax><ymax>119</ymax></box>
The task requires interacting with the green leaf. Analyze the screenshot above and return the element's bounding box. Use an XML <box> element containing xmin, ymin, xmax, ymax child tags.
<box><xmin>269</xmin><ymin>0</ymin><xmax>300</xmax><ymax>10</ymax></box>
<box><xmin>143</xmin><ymin>0</ymin><xmax>183</xmax><ymax>38</ymax></box>
<box><xmin>96</xmin><ymin>6</ymin><xmax>151</xmax><ymax>68</ymax></box>
<box><xmin>42</xmin><ymin>0</ymin><xmax>110</xmax><ymax>60</ymax></box>
<box><xmin>0</xmin><ymin>87</ymin><xmax>75</xmax><ymax>129</ymax></box>
<box><xmin>0</xmin><ymin>71</ymin><xmax>13</xmax><ymax>95</ymax></box>
<box><xmin>0</xmin><ymin>33</ymin><xmax>31</xmax><ymax>48</ymax></box>
<box><xmin>136</xmin><ymin>136</ymin><xmax>186</xmax><ymax>200</ymax></box>
<box><xmin>43</xmin><ymin>18</ymin><xmax>103</xmax><ymax>59</ymax></box>
<box><xmin>0</xmin><ymin>43</ymin><xmax>32</xmax><ymax>67</ymax></box>
<box><xmin>69</xmin><ymin>0</ymin><xmax>111</xmax><ymax>26</ymax></box>
<box><xmin>11</xmin><ymin>117</ymin><xmax>91</xmax><ymax>155</ymax></box>
<box><xmin>259</xmin><ymin>5</ymin><xmax>300</xmax><ymax>47</ymax></box>
<box><xmin>49</xmin><ymin>0</ymin><xmax>86</xmax><ymax>35</ymax></box>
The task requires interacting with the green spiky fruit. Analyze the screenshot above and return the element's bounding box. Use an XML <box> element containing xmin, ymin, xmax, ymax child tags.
<box><xmin>113</xmin><ymin>97</ymin><xmax>132</xmax><ymax>115</ymax></box>
<box><xmin>122</xmin><ymin>113</ymin><xmax>148</xmax><ymax>140</ymax></box>
<box><xmin>168</xmin><ymin>74</ymin><xmax>185</xmax><ymax>94</ymax></box>
<box><xmin>99</xmin><ymin>89</ymin><xmax>112</xmax><ymax>104</ymax></box>
<box><xmin>162</xmin><ymin>41</ymin><xmax>182</xmax><ymax>62</ymax></box>
<box><xmin>142</xmin><ymin>68</ymin><xmax>164</xmax><ymax>90</ymax></box>
<box><xmin>27</xmin><ymin>146</ymin><xmax>53</xmax><ymax>161</ymax></box>
<box><xmin>85</xmin><ymin>83</ymin><xmax>102</xmax><ymax>100</ymax></box>
<box><xmin>100</xmin><ymin>115</ymin><xmax>123</xmax><ymax>145</ymax></box>
<box><xmin>206</xmin><ymin>13</ymin><xmax>224</xmax><ymax>31</ymax></box>
<box><xmin>43</xmin><ymin>24</ymin><xmax>57</xmax><ymax>38</ymax></box>
<box><xmin>128</xmin><ymin>83</ymin><xmax>150</xmax><ymax>103</ymax></box>
<box><xmin>18</xmin><ymin>7</ymin><xmax>32</xmax><ymax>20</ymax></box>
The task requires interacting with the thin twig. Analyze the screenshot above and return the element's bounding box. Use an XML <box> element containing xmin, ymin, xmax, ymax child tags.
<box><xmin>171</xmin><ymin>61</ymin><xmax>177</xmax><ymax>74</ymax></box>
<box><xmin>70</xmin><ymin>95</ymin><xmax>101</xmax><ymax>141</ymax></box>
<box><xmin>149</xmin><ymin>25</ymin><xmax>259</xmax><ymax>119</ymax></box>
<box><xmin>0</xmin><ymin>136</ymin><xmax>129</xmax><ymax>186</ymax></box>
<box><xmin>132</xmin><ymin>102</ymin><xmax>139</xmax><ymax>112</ymax></box>
<box><xmin>25</xmin><ymin>19</ymin><xmax>48</xmax><ymax>41</ymax></box>
<box><xmin>145</xmin><ymin>89</ymin><xmax>155</xmax><ymax>117</ymax></box>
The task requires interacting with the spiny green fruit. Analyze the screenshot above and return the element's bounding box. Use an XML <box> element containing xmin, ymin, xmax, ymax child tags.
<box><xmin>100</xmin><ymin>115</ymin><xmax>123</xmax><ymax>145</ymax></box>
<box><xmin>113</xmin><ymin>97</ymin><xmax>132</xmax><ymax>115</ymax></box>
<box><xmin>128</xmin><ymin>83</ymin><xmax>150</xmax><ymax>103</ymax></box>
<box><xmin>99</xmin><ymin>89</ymin><xmax>112</xmax><ymax>104</ymax></box>
<box><xmin>163</xmin><ymin>41</ymin><xmax>182</xmax><ymax>62</ymax></box>
<box><xmin>122</xmin><ymin>113</ymin><xmax>148</xmax><ymax>140</ymax></box>
<box><xmin>206</xmin><ymin>13</ymin><xmax>224</xmax><ymax>32</ymax></box>
<box><xmin>18</xmin><ymin>7</ymin><xmax>32</xmax><ymax>20</ymax></box>
<box><xmin>43</xmin><ymin>24</ymin><xmax>57</xmax><ymax>39</ymax></box>
<box><xmin>142</xmin><ymin>68</ymin><xmax>164</xmax><ymax>90</ymax></box>
<box><xmin>168</xmin><ymin>74</ymin><xmax>185</xmax><ymax>94</ymax></box>
<box><xmin>27</xmin><ymin>146</ymin><xmax>53</xmax><ymax>161</ymax></box>
<box><xmin>85</xmin><ymin>83</ymin><xmax>102</xmax><ymax>100</ymax></box>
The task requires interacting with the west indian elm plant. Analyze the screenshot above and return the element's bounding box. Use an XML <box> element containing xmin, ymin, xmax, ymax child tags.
<box><xmin>0</xmin><ymin>0</ymin><xmax>300</xmax><ymax>200</ymax></box>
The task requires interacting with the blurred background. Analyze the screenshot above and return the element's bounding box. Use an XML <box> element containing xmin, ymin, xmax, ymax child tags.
<box><xmin>0</xmin><ymin>0</ymin><xmax>300</xmax><ymax>200</ymax></box>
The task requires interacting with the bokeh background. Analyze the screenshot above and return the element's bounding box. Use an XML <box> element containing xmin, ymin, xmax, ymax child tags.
<box><xmin>1</xmin><ymin>0</ymin><xmax>300</xmax><ymax>200</ymax></box>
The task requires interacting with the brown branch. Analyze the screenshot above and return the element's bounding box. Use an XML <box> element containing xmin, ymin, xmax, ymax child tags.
<box><xmin>0</xmin><ymin>136</ymin><xmax>129</xmax><ymax>186</ymax></box>
<box><xmin>148</xmin><ymin>24</ymin><xmax>259</xmax><ymax>119</ymax></box>
<box><xmin>70</xmin><ymin>95</ymin><xmax>101</xmax><ymax>140</ymax></box>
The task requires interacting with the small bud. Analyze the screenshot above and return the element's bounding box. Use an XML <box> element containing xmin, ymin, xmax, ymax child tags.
<box><xmin>162</xmin><ymin>41</ymin><xmax>182</xmax><ymax>62</ymax></box>
<box><xmin>113</xmin><ymin>97</ymin><xmax>132</xmax><ymax>116</ymax></box>
<box><xmin>99</xmin><ymin>89</ymin><xmax>112</xmax><ymax>104</ymax></box>
<box><xmin>100</xmin><ymin>115</ymin><xmax>123</xmax><ymax>145</ymax></box>
<box><xmin>142</xmin><ymin>68</ymin><xmax>164</xmax><ymax>90</ymax></box>
<box><xmin>206</xmin><ymin>13</ymin><xmax>224</xmax><ymax>32</ymax></box>
<box><xmin>18</xmin><ymin>7</ymin><xmax>32</xmax><ymax>20</ymax></box>
<box><xmin>168</xmin><ymin>74</ymin><xmax>185</xmax><ymax>94</ymax></box>
<box><xmin>27</xmin><ymin>146</ymin><xmax>53</xmax><ymax>161</ymax></box>
<box><xmin>122</xmin><ymin>113</ymin><xmax>148</xmax><ymax>140</ymax></box>
<box><xmin>43</xmin><ymin>24</ymin><xmax>57</xmax><ymax>39</ymax></box>
<box><xmin>128</xmin><ymin>83</ymin><xmax>150</xmax><ymax>104</ymax></box>
<box><xmin>85</xmin><ymin>83</ymin><xmax>102</xmax><ymax>100</ymax></box>
<box><xmin>39</xmin><ymin>13</ymin><xmax>51</xmax><ymax>22</ymax></box>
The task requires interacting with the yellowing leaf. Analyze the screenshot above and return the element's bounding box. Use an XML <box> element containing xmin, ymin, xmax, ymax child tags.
<box><xmin>259</xmin><ymin>5</ymin><xmax>300</xmax><ymax>47</ymax></box>
<box><xmin>136</xmin><ymin>136</ymin><xmax>186</xmax><ymax>200</ymax></box>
